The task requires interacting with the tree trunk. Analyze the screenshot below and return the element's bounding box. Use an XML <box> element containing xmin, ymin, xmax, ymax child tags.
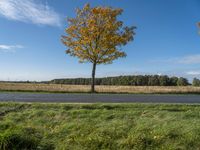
<box><xmin>91</xmin><ymin>62</ymin><xmax>96</xmax><ymax>93</ymax></box>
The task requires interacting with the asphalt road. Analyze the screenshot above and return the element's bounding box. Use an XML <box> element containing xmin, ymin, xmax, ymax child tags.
<box><xmin>0</xmin><ymin>92</ymin><xmax>200</xmax><ymax>103</ymax></box>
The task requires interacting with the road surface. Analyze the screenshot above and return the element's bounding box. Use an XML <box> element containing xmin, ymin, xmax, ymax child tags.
<box><xmin>0</xmin><ymin>92</ymin><xmax>200</xmax><ymax>103</ymax></box>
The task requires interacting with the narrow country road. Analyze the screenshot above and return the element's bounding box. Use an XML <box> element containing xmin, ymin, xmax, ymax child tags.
<box><xmin>0</xmin><ymin>92</ymin><xmax>200</xmax><ymax>103</ymax></box>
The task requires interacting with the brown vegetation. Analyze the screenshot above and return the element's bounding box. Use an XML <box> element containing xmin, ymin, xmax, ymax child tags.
<box><xmin>1</xmin><ymin>83</ymin><xmax>200</xmax><ymax>94</ymax></box>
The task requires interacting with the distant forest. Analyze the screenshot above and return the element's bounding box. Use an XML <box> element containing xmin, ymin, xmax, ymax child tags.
<box><xmin>2</xmin><ymin>75</ymin><xmax>200</xmax><ymax>86</ymax></box>
<box><xmin>50</xmin><ymin>75</ymin><xmax>194</xmax><ymax>86</ymax></box>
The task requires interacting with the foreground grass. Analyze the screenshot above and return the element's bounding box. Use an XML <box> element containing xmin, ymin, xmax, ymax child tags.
<box><xmin>0</xmin><ymin>103</ymin><xmax>200</xmax><ymax>149</ymax></box>
<box><xmin>1</xmin><ymin>82</ymin><xmax>200</xmax><ymax>94</ymax></box>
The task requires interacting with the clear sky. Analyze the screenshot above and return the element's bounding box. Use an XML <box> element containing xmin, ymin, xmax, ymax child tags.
<box><xmin>0</xmin><ymin>0</ymin><xmax>200</xmax><ymax>81</ymax></box>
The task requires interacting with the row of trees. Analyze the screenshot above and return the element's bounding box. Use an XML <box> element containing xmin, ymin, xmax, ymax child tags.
<box><xmin>50</xmin><ymin>75</ymin><xmax>191</xmax><ymax>86</ymax></box>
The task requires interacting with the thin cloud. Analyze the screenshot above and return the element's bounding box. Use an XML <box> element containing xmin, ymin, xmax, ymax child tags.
<box><xmin>0</xmin><ymin>0</ymin><xmax>62</xmax><ymax>27</ymax></box>
<box><xmin>0</xmin><ymin>44</ymin><xmax>24</xmax><ymax>52</ymax></box>
<box><xmin>176</xmin><ymin>54</ymin><xmax>200</xmax><ymax>64</ymax></box>
<box><xmin>186</xmin><ymin>71</ymin><xmax>200</xmax><ymax>75</ymax></box>
<box><xmin>152</xmin><ymin>54</ymin><xmax>200</xmax><ymax>64</ymax></box>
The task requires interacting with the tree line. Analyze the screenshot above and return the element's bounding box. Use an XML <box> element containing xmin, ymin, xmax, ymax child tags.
<box><xmin>50</xmin><ymin>75</ymin><xmax>192</xmax><ymax>86</ymax></box>
<box><xmin>1</xmin><ymin>75</ymin><xmax>200</xmax><ymax>86</ymax></box>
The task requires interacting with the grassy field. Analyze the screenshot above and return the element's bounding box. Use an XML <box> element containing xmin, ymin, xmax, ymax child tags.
<box><xmin>1</xmin><ymin>103</ymin><xmax>200</xmax><ymax>149</ymax></box>
<box><xmin>1</xmin><ymin>82</ymin><xmax>200</xmax><ymax>94</ymax></box>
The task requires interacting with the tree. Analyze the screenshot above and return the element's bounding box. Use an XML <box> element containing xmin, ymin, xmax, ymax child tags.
<box><xmin>177</xmin><ymin>77</ymin><xmax>189</xmax><ymax>86</ymax></box>
<box><xmin>61</xmin><ymin>4</ymin><xmax>135</xmax><ymax>92</ymax></box>
<box><xmin>159</xmin><ymin>75</ymin><xmax>170</xmax><ymax>86</ymax></box>
<box><xmin>192</xmin><ymin>78</ymin><xmax>200</xmax><ymax>86</ymax></box>
<box><xmin>148</xmin><ymin>75</ymin><xmax>160</xmax><ymax>86</ymax></box>
<box><xmin>170</xmin><ymin>76</ymin><xmax>178</xmax><ymax>86</ymax></box>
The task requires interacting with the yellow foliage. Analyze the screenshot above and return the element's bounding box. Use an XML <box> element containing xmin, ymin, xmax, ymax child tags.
<box><xmin>61</xmin><ymin>3</ymin><xmax>136</xmax><ymax>64</ymax></box>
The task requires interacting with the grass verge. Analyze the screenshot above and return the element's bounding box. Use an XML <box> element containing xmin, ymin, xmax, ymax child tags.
<box><xmin>0</xmin><ymin>103</ymin><xmax>200</xmax><ymax>149</ymax></box>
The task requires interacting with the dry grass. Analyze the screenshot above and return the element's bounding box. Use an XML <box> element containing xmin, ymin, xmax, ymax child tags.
<box><xmin>0</xmin><ymin>82</ymin><xmax>200</xmax><ymax>94</ymax></box>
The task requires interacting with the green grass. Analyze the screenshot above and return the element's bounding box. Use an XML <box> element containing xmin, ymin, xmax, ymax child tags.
<box><xmin>1</xmin><ymin>103</ymin><xmax>200</xmax><ymax>150</ymax></box>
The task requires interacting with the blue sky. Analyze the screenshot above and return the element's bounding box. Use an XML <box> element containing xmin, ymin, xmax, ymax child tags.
<box><xmin>0</xmin><ymin>0</ymin><xmax>200</xmax><ymax>81</ymax></box>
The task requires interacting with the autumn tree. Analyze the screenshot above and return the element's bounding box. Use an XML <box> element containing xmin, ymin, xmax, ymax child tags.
<box><xmin>61</xmin><ymin>4</ymin><xmax>135</xmax><ymax>92</ymax></box>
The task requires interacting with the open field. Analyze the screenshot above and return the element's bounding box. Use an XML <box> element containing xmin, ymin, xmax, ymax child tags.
<box><xmin>1</xmin><ymin>103</ymin><xmax>200</xmax><ymax>149</ymax></box>
<box><xmin>1</xmin><ymin>83</ymin><xmax>200</xmax><ymax>94</ymax></box>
